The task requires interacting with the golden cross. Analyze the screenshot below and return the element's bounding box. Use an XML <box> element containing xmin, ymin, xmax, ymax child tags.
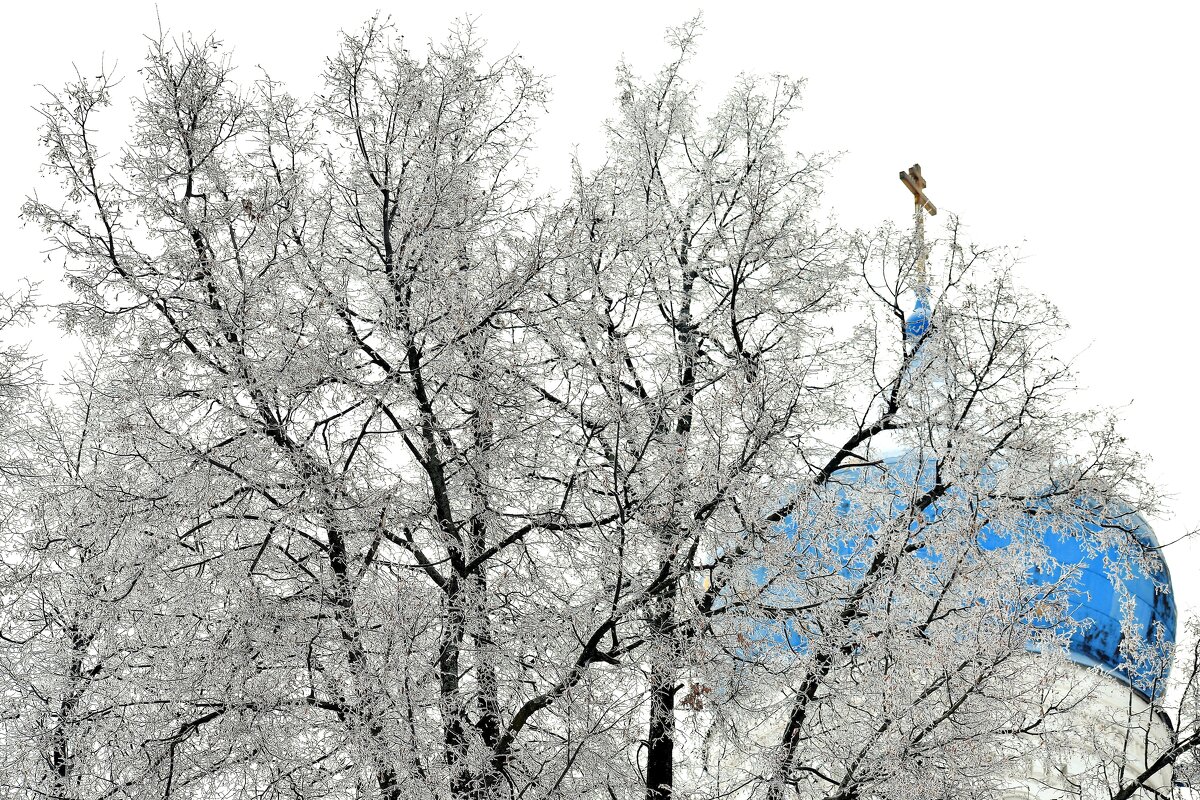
<box><xmin>899</xmin><ymin>164</ymin><xmax>937</xmax><ymax>216</ymax></box>
<box><xmin>900</xmin><ymin>163</ymin><xmax>937</xmax><ymax>298</ymax></box>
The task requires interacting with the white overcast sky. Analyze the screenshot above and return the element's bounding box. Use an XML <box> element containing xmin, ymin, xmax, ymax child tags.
<box><xmin>3</xmin><ymin>1</ymin><xmax>1198</xmax><ymax>608</ymax></box>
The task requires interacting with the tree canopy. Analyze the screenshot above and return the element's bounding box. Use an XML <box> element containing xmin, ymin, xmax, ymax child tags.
<box><xmin>4</xmin><ymin>15</ymin><xmax>1194</xmax><ymax>800</ymax></box>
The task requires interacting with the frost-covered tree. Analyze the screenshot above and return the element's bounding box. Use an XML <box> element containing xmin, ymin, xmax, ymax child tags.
<box><xmin>0</xmin><ymin>285</ymin><xmax>37</xmax><ymax>470</ymax></box>
<box><xmin>7</xmin><ymin>14</ymin><xmax>1192</xmax><ymax>800</ymax></box>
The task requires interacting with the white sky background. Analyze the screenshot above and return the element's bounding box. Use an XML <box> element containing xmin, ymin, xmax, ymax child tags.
<box><xmin>2</xmin><ymin>2</ymin><xmax>1198</xmax><ymax>613</ymax></box>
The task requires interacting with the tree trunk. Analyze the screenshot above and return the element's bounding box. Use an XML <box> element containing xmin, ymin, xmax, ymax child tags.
<box><xmin>327</xmin><ymin>513</ymin><xmax>403</xmax><ymax>800</ymax></box>
<box><xmin>47</xmin><ymin>625</ymin><xmax>96</xmax><ymax>800</ymax></box>
<box><xmin>645</xmin><ymin>658</ymin><xmax>677</xmax><ymax>800</ymax></box>
<box><xmin>644</xmin><ymin>541</ymin><xmax>681</xmax><ymax>800</ymax></box>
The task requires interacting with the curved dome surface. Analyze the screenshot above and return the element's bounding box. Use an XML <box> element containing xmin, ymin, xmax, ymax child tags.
<box><xmin>756</xmin><ymin>456</ymin><xmax>1176</xmax><ymax>697</ymax></box>
<box><xmin>1021</xmin><ymin>509</ymin><xmax>1175</xmax><ymax>694</ymax></box>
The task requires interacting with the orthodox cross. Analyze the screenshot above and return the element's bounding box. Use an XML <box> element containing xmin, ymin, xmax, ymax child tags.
<box><xmin>899</xmin><ymin>163</ymin><xmax>937</xmax><ymax>291</ymax></box>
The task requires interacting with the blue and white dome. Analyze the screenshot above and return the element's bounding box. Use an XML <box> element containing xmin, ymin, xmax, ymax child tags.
<box><xmin>1024</xmin><ymin>507</ymin><xmax>1175</xmax><ymax>694</ymax></box>
<box><xmin>755</xmin><ymin>455</ymin><xmax>1176</xmax><ymax>698</ymax></box>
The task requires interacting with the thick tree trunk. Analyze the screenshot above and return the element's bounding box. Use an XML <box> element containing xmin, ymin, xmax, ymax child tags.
<box><xmin>327</xmin><ymin>517</ymin><xmax>403</xmax><ymax>800</ymax></box>
<box><xmin>642</xmin><ymin>255</ymin><xmax>697</xmax><ymax>800</ymax></box>
<box><xmin>439</xmin><ymin>578</ymin><xmax>508</xmax><ymax>800</ymax></box>
<box><xmin>47</xmin><ymin>625</ymin><xmax>96</xmax><ymax>800</ymax></box>
<box><xmin>464</xmin><ymin>332</ymin><xmax>508</xmax><ymax>800</ymax></box>
<box><xmin>645</xmin><ymin>659</ymin><xmax>677</xmax><ymax>800</ymax></box>
<box><xmin>440</xmin><ymin>586</ymin><xmax>475</xmax><ymax>800</ymax></box>
<box><xmin>644</xmin><ymin>544</ymin><xmax>681</xmax><ymax>800</ymax></box>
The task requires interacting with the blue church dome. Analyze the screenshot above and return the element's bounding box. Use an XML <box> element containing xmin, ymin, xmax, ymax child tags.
<box><xmin>755</xmin><ymin>455</ymin><xmax>1176</xmax><ymax>698</ymax></box>
<box><xmin>1022</xmin><ymin>506</ymin><xmax>1175</xmax><ymax>694</ymax></box>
